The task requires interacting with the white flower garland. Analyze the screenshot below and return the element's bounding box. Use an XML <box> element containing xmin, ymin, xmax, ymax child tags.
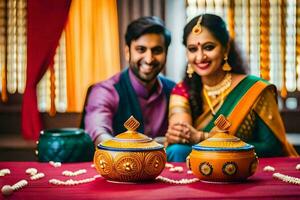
<box><xmin>62</xmin><ymin>169</ymin><xmax>87</xmax><ymax>176</ymax></box>
<box><xmin>26</xmin><ymin>168</ymin><xmax>38</xmax><ymax>176</ymax></box>
<box><xmin>0</xmin><ymin>169</ymin><xmax>10</xmax><ymax>177</ymax></box>
<box><xmin>165</xmin><ymin>163</ymin><xmax>174</xmax><ymax>168</ymax></box>
<box><xmin>273</xmin><ymin>173</ymin><xmax>300</xmax><ymax>185</ymax></box>
<box><xmin>49</xmin><ymin>175</ymin><xmax>101</xmax><ymax>186</ymax></box>
<box><xmin>156</xmin><ymin>176</ymin><xmax>199</xmax><ymax>184</ymax></box>
<box><xmin>263</xmin><ymin>166</ymin><xmax>275</xmax><ymax>172</ymax></box>
<box><xmin>263</xmin><ymin>164</ymin><xmax>300</xmax><ymax>185</ymax></box>
<box><xmin>49</xmin><ymin>161</ymin><xmax>61</xmax><ymax>168</ymax></box>
<box><xmin>30</xmin><ymin>173</ymin><xmax>45</xmax><ymax>180</ymax></box>
<box><xmin>169</xmin><ymin>166</ymin><xmax>184</xmax><ymax>173</ymax></box>
<box><xmin>162</xmin><ymin>164</ymin><xmax>196</xmax><ymax>183</ymax></box>
<box><xmin>1</xmin><ymin>180</ymin><xmax>28</xmax><ymax>196</ymax></box>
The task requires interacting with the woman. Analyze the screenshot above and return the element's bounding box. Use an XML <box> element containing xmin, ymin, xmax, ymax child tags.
<box><xmin>165</xmin><ymin>13</ymin><xmax>298</xmax><ymax>162</ymax></box>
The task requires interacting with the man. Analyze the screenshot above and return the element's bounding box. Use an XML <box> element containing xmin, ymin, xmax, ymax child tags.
<box><xmin>84</xmin><ymin>16</ymin><xmax>175</xmax><ymax>146</ymax></box>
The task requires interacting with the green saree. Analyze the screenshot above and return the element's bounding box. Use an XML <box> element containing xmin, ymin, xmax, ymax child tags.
<box><xmin>198</xmin><ymin>75</ymin><xmax>298</xmax><ymax>157</ymax></box>
<box><xmin>167</xmin><ymin>75</ymin><xmax>298</xmax><ymax>162</ymax></box>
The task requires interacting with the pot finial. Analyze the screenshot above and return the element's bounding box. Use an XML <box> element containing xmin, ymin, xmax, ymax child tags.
<box><xmin>124</xmin><ymin>116</ymin><xmax>140</xmax><ymax>131</ymax></box>
<box><xmin>214</xmin><ymin>114</ymin><xmax>231</xmax><ymax>131</ymax></box>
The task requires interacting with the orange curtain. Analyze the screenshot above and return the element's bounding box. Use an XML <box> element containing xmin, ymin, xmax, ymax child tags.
<box><xmin>65</xmin><ymin>0</ymin><xmax>120</xmax><ymax>112</ymax></box>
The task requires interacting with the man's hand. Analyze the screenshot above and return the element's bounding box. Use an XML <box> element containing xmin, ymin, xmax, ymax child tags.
<box><xmin>94</xmin><ymin>135</ymin><xmax>102</xmax><ymax>147</ymax></box>
<box><xmin>94</xmin><ymin>133</ymin><xmax>113</xmax><ymax>147</ymax></box>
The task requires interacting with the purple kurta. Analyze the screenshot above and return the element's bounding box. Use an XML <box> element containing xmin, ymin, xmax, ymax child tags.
<box><xmin>84</xmin><ymin>68</ymin><xmax>168</xmax><ymax>142</ymax></box>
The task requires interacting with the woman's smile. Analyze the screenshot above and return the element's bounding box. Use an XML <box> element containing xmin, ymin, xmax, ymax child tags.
<box><xmin>194</xmin><ymin>61</ymin><xmax>210</xmax><ymax>70</ymax></box>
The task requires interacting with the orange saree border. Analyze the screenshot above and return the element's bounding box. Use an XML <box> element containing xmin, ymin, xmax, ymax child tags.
<box><xmin>227</xmin><ymin>81</ymin><xmax>298</xmax><ymax>157</ymax></box>
<box><xmin>227</xmin><ymin>81</ymin><xmax>267</xmax><ymax>134</ymax></box>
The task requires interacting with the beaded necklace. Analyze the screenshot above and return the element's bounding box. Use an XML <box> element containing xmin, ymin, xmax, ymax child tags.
<box><xmin>203</xmin><ymin>73</ymin><xmax>232</xmax><ymax>116</ymax></box>
<box><xmin>203</xmin><ymin>73</ymin><xmax>232</xmax><ymax>99</ymax></box>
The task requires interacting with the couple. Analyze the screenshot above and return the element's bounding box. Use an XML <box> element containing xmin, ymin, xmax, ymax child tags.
<box><xmin>84</xmin><ymin>14</ymin><xmax>298</xmax><ymax>162</ymax></box>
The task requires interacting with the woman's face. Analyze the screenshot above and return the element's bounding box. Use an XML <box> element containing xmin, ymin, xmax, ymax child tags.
<box><xmin>186</xmin><ymin>27</ymin><xmax>227</xmax><ymax>78</ymax></box>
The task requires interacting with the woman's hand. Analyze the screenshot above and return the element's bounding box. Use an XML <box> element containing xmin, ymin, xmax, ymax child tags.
<box><xmin>165</xmin><ymin>122</ymin><xmax>205</xmax><ymax>145</ymax></box>
<box><xmin>165</xmin><ymin>122</ymin><xmax>190</xmax><ymax>144</ymax></box>
<box><xmin>182</xmin><ymin>123</ymin><xmax>202</xmax><ymax>144</ymax></box>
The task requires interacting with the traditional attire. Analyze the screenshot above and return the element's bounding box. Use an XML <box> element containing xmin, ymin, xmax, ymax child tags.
<box><xmin>167</xmin><ymin>75</ymin><xmax>298</xmax><ymax>161</ymax></box>
<box><xmin>85</xmin><ymin>68</ymin><xmax>175</xmax><ymax>143</ymax></box>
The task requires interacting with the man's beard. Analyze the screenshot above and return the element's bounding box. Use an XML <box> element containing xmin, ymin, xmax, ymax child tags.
<box><xmin>130</xmin><ymin>63</ymin><xmax>158</xmax><ymax>83</ymax></box>
<box><xmin>129</xmin><ymin>60</ymin><xmax>164</xmax><ymax>84</ymax></box>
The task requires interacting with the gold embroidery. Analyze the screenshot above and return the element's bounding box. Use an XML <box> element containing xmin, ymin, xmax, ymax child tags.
<box><xmin>236</xmin><ymin>111</ymin><xmax>255</xmax><ymax>141</ymax></box>
<box><xmin>253</xmin><ymin>86</ymin><xmax>286</xmax><ymax>142</ymax></box>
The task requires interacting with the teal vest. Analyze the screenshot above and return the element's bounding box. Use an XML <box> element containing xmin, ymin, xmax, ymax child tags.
<box><xmin>113</xmin><ymin>68</ymin><xmax>175</xmax><ymax>135</ymax></box>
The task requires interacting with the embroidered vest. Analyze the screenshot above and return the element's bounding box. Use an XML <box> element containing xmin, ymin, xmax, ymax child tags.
<box><xmin>113</xmin><ymin>68</ymin><xmax>175</xmax><ymax>135</ymax></box>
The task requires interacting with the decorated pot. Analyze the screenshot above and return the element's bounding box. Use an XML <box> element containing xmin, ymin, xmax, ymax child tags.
<box><xmin>187</xmin><ymin>114</ymin><xmax>258</xmax><ymax>182</ymax></box>
<box><xmin>94</xmin><ymin>116</ymin><xmax>166</xmax><ymax>182</ymax></box>
<box><xmin>187</xmin><ymin>131</ymin><xmax>258</xmax><ymax>182</ymax></box>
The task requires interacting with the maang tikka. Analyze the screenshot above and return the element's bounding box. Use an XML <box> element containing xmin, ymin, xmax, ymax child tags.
<box><xmin>192</xmin><ymin>15</ymin><xmax>203</xmax><ymax>35</ymax></box>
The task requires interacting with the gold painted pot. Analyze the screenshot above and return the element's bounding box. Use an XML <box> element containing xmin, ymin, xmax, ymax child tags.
<box><xmin>94</xmin><ymin>116</ymin><xmax>166</xmax><ymax>183</ymax></box>
<box><xmin>187</xmin><ymin>131</ymin><xmax>258</xmax><ymax>182</ymax></box>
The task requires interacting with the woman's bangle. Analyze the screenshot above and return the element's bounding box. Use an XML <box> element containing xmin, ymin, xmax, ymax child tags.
<box><xmin>204</xmin><ymin>132</ymin><xmax>210</xmax><ymax>140</ymax></box>
<box><xmin>198</xmin><ymin>131</ymin><xmax>204</xmax><ymax>143</ymax></box>
<box><xmin>198</xmin><ymin>131</ymin><xmax>210</xmax><ymax>143</ymax></box>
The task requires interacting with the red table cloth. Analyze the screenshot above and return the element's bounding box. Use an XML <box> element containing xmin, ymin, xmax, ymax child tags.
<box><xmin>0</xmin><ymin>157</ymin><xmax>299</xmax><ymax>200</ymax></box>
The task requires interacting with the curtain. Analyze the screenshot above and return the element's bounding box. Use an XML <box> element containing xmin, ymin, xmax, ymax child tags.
<box><xmin>21</xmin><ymin>0</ymin><xmax>71</xmax><ymax>140</ymax></box>
<box><xmin>65</xmin><ymin>0</ymin><xmax>120</xmax><ymax>112</ymax></box>
<box><xmin>117</xmin><ymin>0</ymin><xmax>166</xmax><ymax>68</ymax></box>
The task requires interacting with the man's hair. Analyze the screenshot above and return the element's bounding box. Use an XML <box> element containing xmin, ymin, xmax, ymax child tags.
<box><xmin>125</xmin><ymin>16</ymin><xmax>171</xmax><ymax>49</ymax></box>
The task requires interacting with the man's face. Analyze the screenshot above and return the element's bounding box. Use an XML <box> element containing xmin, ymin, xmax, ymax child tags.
<box><xmin>125</xmin><ymin>33</ymin><xmax>167</xmax><ymax>86</ymax></box>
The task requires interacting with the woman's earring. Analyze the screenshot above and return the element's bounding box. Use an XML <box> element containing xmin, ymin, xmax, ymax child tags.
<box><xmin>187</xmin><ymin>64</ymin><xmax>194</xmax><ymax>78</ymax></box>
<box><xmin>222</xmin><ymin>56</ymin><xmax>232</xmax><ymax>72</ymax></box>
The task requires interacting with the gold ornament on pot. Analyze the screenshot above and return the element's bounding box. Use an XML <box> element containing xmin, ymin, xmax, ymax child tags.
<box><xmin>186</xmin><ymin>115</ymin><xmax>258</xmax><ymax>182</ymax></box>
<box><xmin>94</xmin><ymin>116</ymin><xmax>166</xmax><ymax>183</ymax></box>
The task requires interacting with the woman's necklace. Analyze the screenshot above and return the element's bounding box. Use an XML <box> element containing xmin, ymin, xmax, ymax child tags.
<box><xmin>203</xmin><ymin>90</ymin><xmax>216</xmax><ymax>115</ymax></box>
<box><xmin>203</xmin><ymin>73</ymin><xmax>232</xmax><ymax>115</ymax></box>
<box><xmin>203</xmin><ymin>73</ymin><xmax>232</xmax><ymax>99</ymax></box>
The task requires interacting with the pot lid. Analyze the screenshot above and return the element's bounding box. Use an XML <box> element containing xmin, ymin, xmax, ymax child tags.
<box><xmin>192</xmin><ymin>115</ymin><xmax>254</xmax><ymax>151</ymax></box>
<box><xmin>193</xmin><ymin>132</ymin><xmax>254</xmax><ymax>151</ymax></box>
<box><xmin>98</xmin><ymin>116</ymin><xmax>164</xmax><ymax>151</ymax></box>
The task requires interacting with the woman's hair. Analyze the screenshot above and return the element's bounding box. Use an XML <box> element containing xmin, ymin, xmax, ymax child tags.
<box><xmin>182</xmin><ymin>13</ymin><xmax>249</xmax><ymax>121</ymax></box>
